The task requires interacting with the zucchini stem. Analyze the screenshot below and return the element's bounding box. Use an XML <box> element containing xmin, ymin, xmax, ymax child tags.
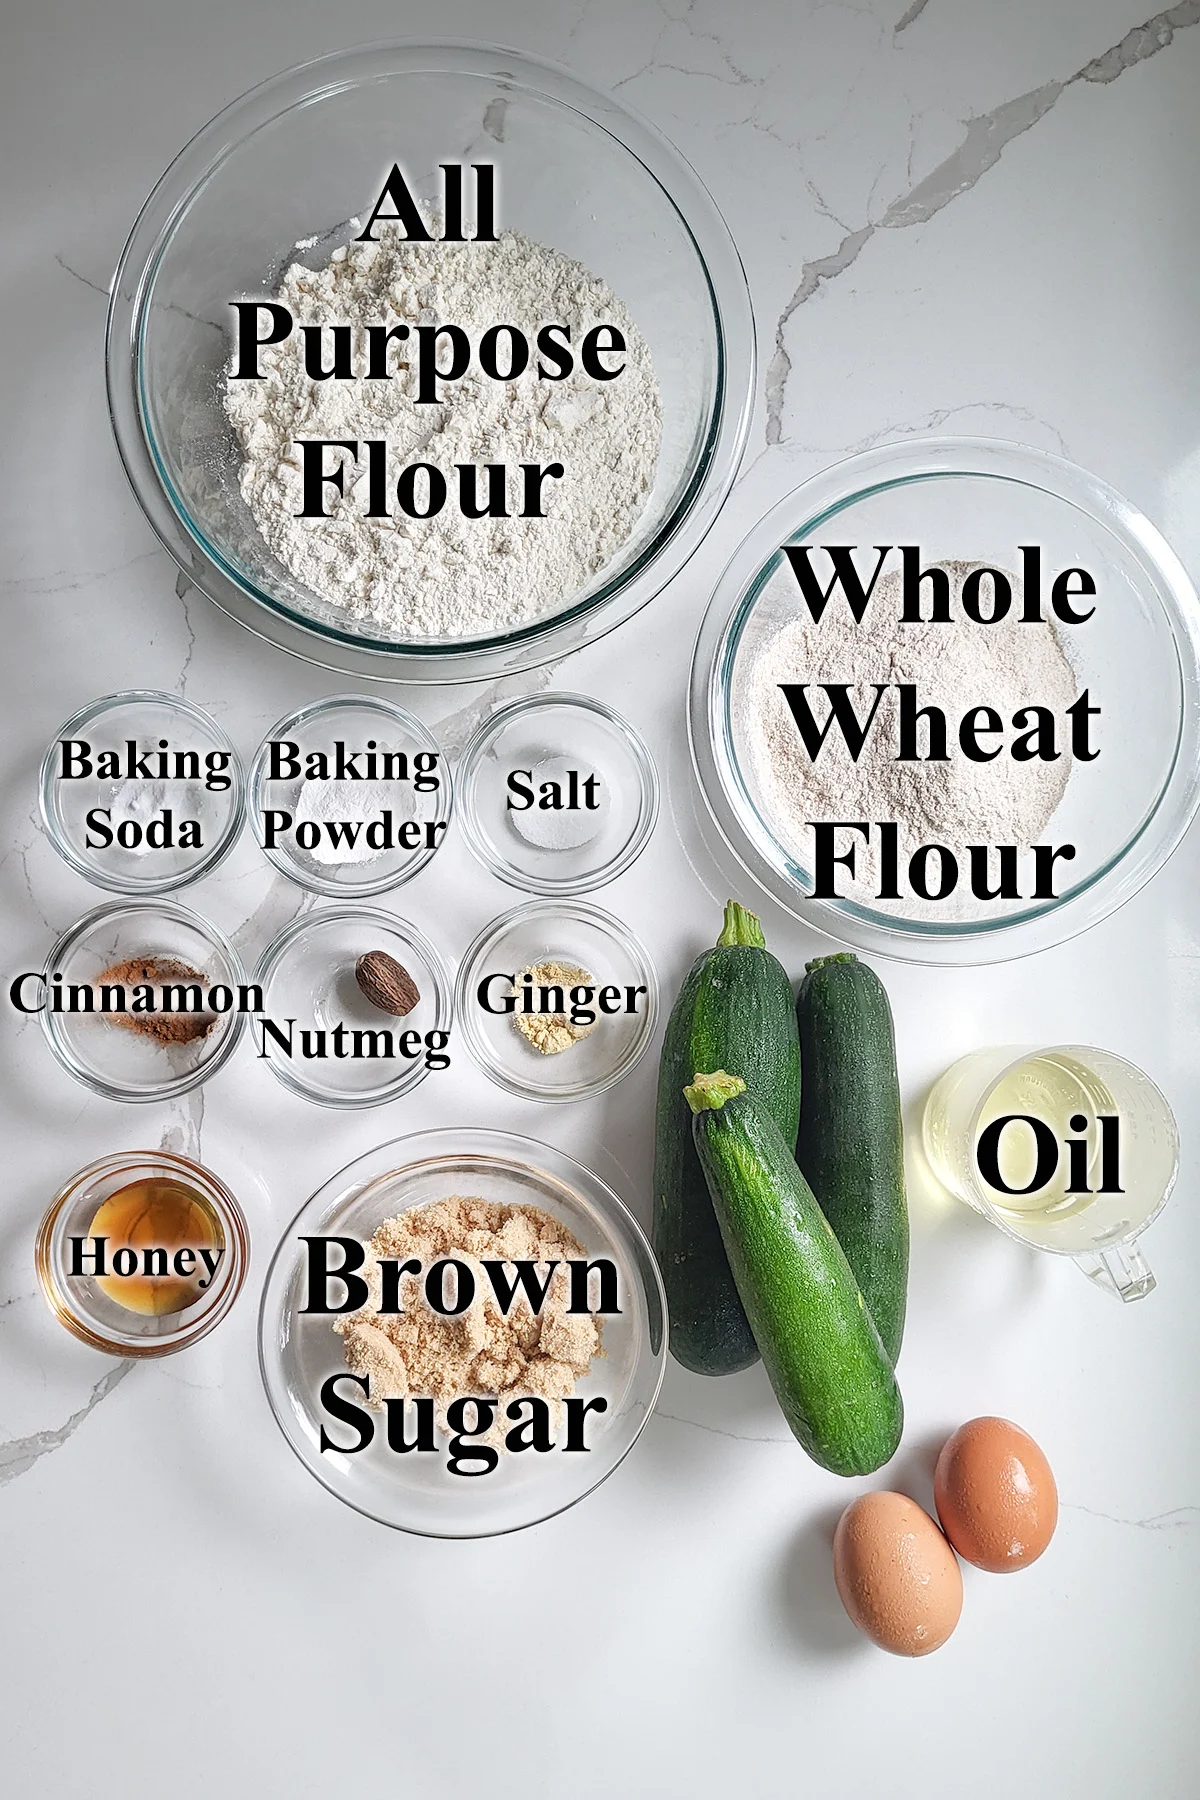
<box><xmin>684</xmin><ymin>1070</ymin><xmax>747</xmax><ymax>1114</ymax></box>
<box><xmin>804</xmin><ymin>952</ymin><xmax>858</xmax><ymax>973</ymax></box>
<box><xmin>717</xmin><ymin>901</ymin><xmax>766</xmax><ymax>950</ymax></box>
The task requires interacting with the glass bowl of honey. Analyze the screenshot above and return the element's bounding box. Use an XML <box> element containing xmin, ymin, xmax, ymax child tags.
<box><xmin>36</xmin><ymin>1149</ymin><xmax>250</xmax><ymax>1355</ymax></box>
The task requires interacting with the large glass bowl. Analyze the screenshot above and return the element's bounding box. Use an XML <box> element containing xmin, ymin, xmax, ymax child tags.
<box><xmin>689</xmin><ymin>439</ymin><xmax>1200</xmax><ymax>965</ymax></box>
<box><xmin>107</xmin><ymin>41</ymin><xmax>754</xmax><ymax>684</ymax></box>
<box><xmin>258</xmin><ymin>1130</ymin><xmax>667</xmax><ymax>1537</ymax></box>
<box><xmin>454</xmin><ymin>900</ymin><xmax>658</xmax><ymax>1101</ymax></box>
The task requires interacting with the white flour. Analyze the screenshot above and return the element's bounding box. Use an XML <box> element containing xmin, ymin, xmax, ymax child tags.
<box><xmin>224</xmin><ymin>230</ymin><xmax>661</xmax><ymax>639</ymax></box>
<box><xmin>744</xmin><ymin>561</ymin><xmax>1079</xmax><ymax>916</ymax></box>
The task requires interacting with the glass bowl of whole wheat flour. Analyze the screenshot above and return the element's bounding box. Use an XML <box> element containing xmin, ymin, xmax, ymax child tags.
<box><xmin>258</xmin><ymin>1130</ymin><xmax>667</xmax><ymax>1537</ymax></box>
<box><xmin>106</xmin><ymin>42</ymin><xmax>754</xmax><ymax>685</ymax></box>
<box><xmin>690</xmin><ymin>439</ymin><xmax>1200</xmax><ymax>966</ymax></box>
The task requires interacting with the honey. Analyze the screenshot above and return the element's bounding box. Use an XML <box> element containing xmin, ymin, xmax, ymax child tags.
<box><xmin>85</xmin><ymin>1176</ymin><xmax>225</xmax><ymax>1316</ymax></box>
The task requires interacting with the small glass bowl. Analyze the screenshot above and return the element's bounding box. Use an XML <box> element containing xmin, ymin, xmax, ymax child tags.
<box><xmin>253</xmin><ymin>907</ymin><xmax>453</xmax><ymax>1108</ymax></box>
<box><xmin>690</xmin><ymin>438</ymin><xmax>1200</xmax><ymax>966</ymax></box>
<box><xmin>39</xmin><ymin>691</ymin><xmax>245</xmax><ymax>894</ymax></box>
<box><xmin>456</xmin><ymin>693</ymin><xmax>659</xmax><ymax>895</ymax></box>
<box><xmin>258</xmin><ymin>1129</ymin><xmax>667</xmax><ymax>1536</ymax></box>
<box><xmin>39</xmin><ymin>901</ymin><xmax>248</xmax><ymax>1102</ymax></box>
<box><xmin>454</xmin><ymin>901</ymin><xmax>657</xmax><ymax>1101</ymax></box>
<box><xmin>249</xmin><ymin>695</ymin><xmax>452</xmax><ymax>897</ymax></box>
<box><xmin>36</xmin><ymin>1149</ymin><xmax>249</xmax><ymax>1356</ymax></box>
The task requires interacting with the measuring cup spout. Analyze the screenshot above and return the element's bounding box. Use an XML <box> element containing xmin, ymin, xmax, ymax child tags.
<box><xmin>1075</xmin><ymin>1242</ymin><xmax>1156</xmax><ymax>1302</ymax></box>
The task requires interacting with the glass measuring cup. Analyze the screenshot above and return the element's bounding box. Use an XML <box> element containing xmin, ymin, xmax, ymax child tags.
<box><xmin>921</xmin><ymin>1045</ymin><xmax>1178</xmax><ymax>1301</ymax></box>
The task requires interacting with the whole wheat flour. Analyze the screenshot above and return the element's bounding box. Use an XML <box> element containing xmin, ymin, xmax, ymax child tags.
<box><xmin>334</xmin><ymin>1196</ymin><xmax>603</xmax><ymax>1436</ymax></box>
<box><xmin>225</xmin><ymin>230</ymin><xmax>661</xmax><ymax>638</ymax></box>
<box><xmin>745</xmin><ymin>560</ymin><xmax>1079</xmax><ymax>915</ymax></box>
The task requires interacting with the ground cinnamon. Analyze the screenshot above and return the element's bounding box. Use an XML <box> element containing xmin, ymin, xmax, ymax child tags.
<box><xmin>94</xmin><ymin>956</ymin><xmax>216</xmax><ymax>1045</ymax></box>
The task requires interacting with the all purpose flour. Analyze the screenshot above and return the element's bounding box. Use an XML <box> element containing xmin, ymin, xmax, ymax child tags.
<box><xmin>224</xmin><ymin>229</ymin><xmax>662</xmax><ymax>639</ymax></box>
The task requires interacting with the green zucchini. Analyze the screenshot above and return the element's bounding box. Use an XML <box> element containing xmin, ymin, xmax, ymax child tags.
<box><xmin>795</xmin><ymin>953</ymin><xmax>908</xmax><ymax>1364</ymax></box>
<box><xmin>686</xmin><ymin>1072</ymin><xmax>903</xmax><ymax>1477</ymax></box>
<box><xmin>652</xmin><ymin>901</ymin><xmax>800</xmax><ymax>1376</ymax></box>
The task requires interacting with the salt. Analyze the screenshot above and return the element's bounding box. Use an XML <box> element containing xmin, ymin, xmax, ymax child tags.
<box><xmin>508</xmin><ymin>756</ymin><xmax>606</xmax><ymax>852</ymax></box>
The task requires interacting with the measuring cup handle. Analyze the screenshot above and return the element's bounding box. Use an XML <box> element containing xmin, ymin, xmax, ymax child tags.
<box><xmin>1074</xmin><ymin>1242</ymin><xmax>1156</xmax><ymax>1303</ymax></box>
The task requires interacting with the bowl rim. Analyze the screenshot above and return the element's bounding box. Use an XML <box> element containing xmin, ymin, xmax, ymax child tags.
<box><xmin>256</xmin><ymin>1126</ymin><xmax>668</xmax><ymax>1537</ymax></box>
<box><xmin>251</xmin><ymin>902</ymin><xmax>455</xmax><ymax>1108</ymax></box>
<box><xmin>105</xmin><ymin>38</ymin><xmax>756</xmax><ymax>684</ymax></box>
<box><xmin>39</xmin><ymin>897</ymin><xmax>250</xmax><ymax>1100</ymax></box>
<box><xmin>688</xmin><ymin>436</ymin><xmax>1200</xmax><ymax>966</ymax></box>
<box><xmin>453</xmin><ymin>896</ymin><xmax>660</xmax><ymax>1099</ymax></box>
<box><xmin>455</xmin><ymin>689</ymin><xmax>660</xmax><ymax>895</ymax></box>
<box><xmin>248</xmin><ymin>691</ymin><xmax>453</xmax><ymax>896</ymax></box>
<box><xmin>38</xmin><ymin>688</ymin><xmax>246</xmax><ymax>895</ymax></box>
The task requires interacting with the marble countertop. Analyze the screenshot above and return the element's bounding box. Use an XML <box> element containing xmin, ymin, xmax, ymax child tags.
<box><xmin>4</xmin><ymin>3</ymin><xmax>1199</xmax><ymax>1796</ymax></box>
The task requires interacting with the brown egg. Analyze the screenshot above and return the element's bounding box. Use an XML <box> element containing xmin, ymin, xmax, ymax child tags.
<box><xmin>832</xmin><ymin>1492</ymin><xmax>963</xmax><ymax>1656</ymax></box>
<box><xmin>934</xmin><ymin>1417</ymin><xmax>1057</xmax><ymax>1573</ymax></box>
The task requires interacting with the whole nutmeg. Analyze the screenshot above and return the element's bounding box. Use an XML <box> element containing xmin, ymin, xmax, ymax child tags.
<box><xmin>355</xmin><ymin>950</ymin><xmax>420</xmax><ymax>1017</ymax></box>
